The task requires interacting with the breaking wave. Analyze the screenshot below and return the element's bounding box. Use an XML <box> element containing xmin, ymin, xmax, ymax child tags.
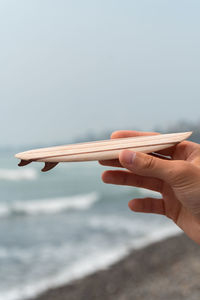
<box><xmin>0</xmin><ymin>192</ymin><xmax>99</xmax><ymax>218</ymax></box>
<box><xmin>0</xmin><ymin>225</ymin><xmax>181</xmax><ymax>300</ymax></box>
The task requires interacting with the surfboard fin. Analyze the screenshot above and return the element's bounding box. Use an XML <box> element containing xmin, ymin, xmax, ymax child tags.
<box><xmin>41</xmin><ymin>162</ymin><xmax>59</xmax><ymax>172</ymax></box>
<box><xmin>18</xmin><ymin>160</ymin><xmax>32</xmax><ymax>167</ymax></box>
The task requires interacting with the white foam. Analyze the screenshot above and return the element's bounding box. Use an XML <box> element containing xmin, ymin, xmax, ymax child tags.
<box><xmin>0</xmin><ymin>214</ymin><xmax>183</xmax><ymax>300</ymax></box>
<box><xmin>0</xmin><ymin>204</ymin><xmax>9</xmax><ymax>217</ymax></box>
<box><xmin>131</xmin><ymin>225</ymin><xmax>182</xmax><ymax>250</ymax></box>
<box><xmin>0</xmin><ymin>168</ymin><xmax>38</xmax><ymax>181</ymax></box>
<box><xmin>0</xmin><ymin>245</ymin><xmax>129</xmax><ymax>300</ymax></box>
<box><xmin>0</xmin><ymin>192</ymin><xmax>99</xmax><ymax>217</ymax></box>
<box><xmin>0</xmin><ymin>224</ymin><xmax>182</xmax><ymax>300</ymax></box>
<box><xmin>88</xmin><ymin>215</ymin><xmax>138</xmax><ymax>233</ymax></box>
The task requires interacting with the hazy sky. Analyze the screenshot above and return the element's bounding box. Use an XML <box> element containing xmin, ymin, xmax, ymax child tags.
<box><xmin>0</xmin><ymin>0</ymin><xmax>200</xmax><ymax>146</ymax></box>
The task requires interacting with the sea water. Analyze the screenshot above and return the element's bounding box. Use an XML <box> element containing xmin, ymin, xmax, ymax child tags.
<box><xmin>0</xmin><ymin>150</ymin><xmax>181</xmax><ymax>300</ymax></box>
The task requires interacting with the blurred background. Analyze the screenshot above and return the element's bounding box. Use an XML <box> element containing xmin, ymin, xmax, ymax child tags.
<box><xmin>0</xmin><ymin>1</ymin><xmax>200</xmax><ymax>300</ymax></box>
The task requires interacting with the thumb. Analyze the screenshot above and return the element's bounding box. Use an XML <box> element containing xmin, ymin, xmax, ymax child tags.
<box><xmin>119</xmin><ymin>150</ymin><xmax>176</xmax><ymax>183</ymax></box>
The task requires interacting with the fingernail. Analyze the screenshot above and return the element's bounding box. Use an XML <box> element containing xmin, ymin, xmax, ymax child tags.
<box><xmin>122</xmin><ymin>150</ymin><xmax>136</xmax><ymax>165</ymax></box>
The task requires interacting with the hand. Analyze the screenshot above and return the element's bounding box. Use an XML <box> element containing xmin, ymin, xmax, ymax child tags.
<box><xmin>100</xmin><ymin>130</ymin><xmax>200</xmax><ymax>245</ymax></box>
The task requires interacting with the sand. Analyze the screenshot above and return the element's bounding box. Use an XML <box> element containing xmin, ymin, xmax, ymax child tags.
<box><xmin>32</xmin><ymin>233</ymin><xmax>200</xmax><ymax>300</ymax></box>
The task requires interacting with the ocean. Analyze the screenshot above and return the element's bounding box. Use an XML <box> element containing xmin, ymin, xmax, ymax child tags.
<box><xmin>0</xmin><ymin>150</ymin><xmax>181</xmax><ymax>300</ymax></box>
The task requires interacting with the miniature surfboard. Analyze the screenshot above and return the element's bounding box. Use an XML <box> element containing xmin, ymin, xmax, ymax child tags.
<box><xmin>15</xmin><ymin>131</ymin><xmax>192</xmax><ymax>172</ymax></box>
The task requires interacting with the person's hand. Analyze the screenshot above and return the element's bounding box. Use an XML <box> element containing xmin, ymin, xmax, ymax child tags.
<box><xmin>99</xmin><ymin>130</ymin><xmax>200</xmax><ymax>245</ymax></box>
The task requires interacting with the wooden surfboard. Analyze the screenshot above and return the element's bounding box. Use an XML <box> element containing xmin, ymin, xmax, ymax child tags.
<box><xmin>15</xmin><ymin>131</ymin><xmax>192</xmax><ymax>172</ymax></box>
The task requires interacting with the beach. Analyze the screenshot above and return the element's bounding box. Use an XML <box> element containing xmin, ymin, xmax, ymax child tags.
<box><xmin>1</xmin><ymin>155</ymin><xmax>200</xmax><ymax>300</ymax></box>
<box><xmin>32</xmin><ymin>233</ymin><xmax>200</xmax><ymax>300</ymax></box>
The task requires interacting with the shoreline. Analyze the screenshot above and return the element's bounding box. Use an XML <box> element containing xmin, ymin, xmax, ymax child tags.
<box><xmin>32</xmin><ymin>233</ymin><xmax>200</xmax><ymax>300</ymax></box>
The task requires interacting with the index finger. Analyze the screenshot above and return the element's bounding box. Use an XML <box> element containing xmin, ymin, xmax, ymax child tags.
<box><xmin>99</xmin><ymin>130</ymin><xmax>174</xmax><ymax>168</ymax></box>
<box><xmin>111</xmin><ymin>130</ymin><xmax>175</xmax><ymax>157</ymax></box>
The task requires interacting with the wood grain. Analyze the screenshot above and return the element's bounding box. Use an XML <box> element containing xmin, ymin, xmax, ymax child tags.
<box><xmin>15</xmin><ymin>132</ymin><xmax>192</xmax><ymax>163</ymax></box>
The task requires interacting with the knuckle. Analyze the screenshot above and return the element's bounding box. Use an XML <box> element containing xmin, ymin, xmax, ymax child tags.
<box><xmin>143</xmin><ymin>155</ymin><xmax>155</xmax><ymax>170</ymax></box>
<box><xmin>121</xmin><ymin>173</ymin><xmax>128</xmax><ymax>185</ymax></box>
<box><xmin>134</xmin><ymin>176</ymin><xmax>144</xmax><ymax>187</ymax></box>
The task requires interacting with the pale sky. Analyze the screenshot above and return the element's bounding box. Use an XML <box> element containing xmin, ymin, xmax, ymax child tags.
<box><xmin>0</xmin><ymin>0</ymin><xmax>200</xmax><ymax>147</ymax></box>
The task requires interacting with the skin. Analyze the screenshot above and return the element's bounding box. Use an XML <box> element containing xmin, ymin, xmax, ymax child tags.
<box><xmin>99</xmin><ymin>130</ymin><xmax>200</xmax><ymax>245</ymax></box>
